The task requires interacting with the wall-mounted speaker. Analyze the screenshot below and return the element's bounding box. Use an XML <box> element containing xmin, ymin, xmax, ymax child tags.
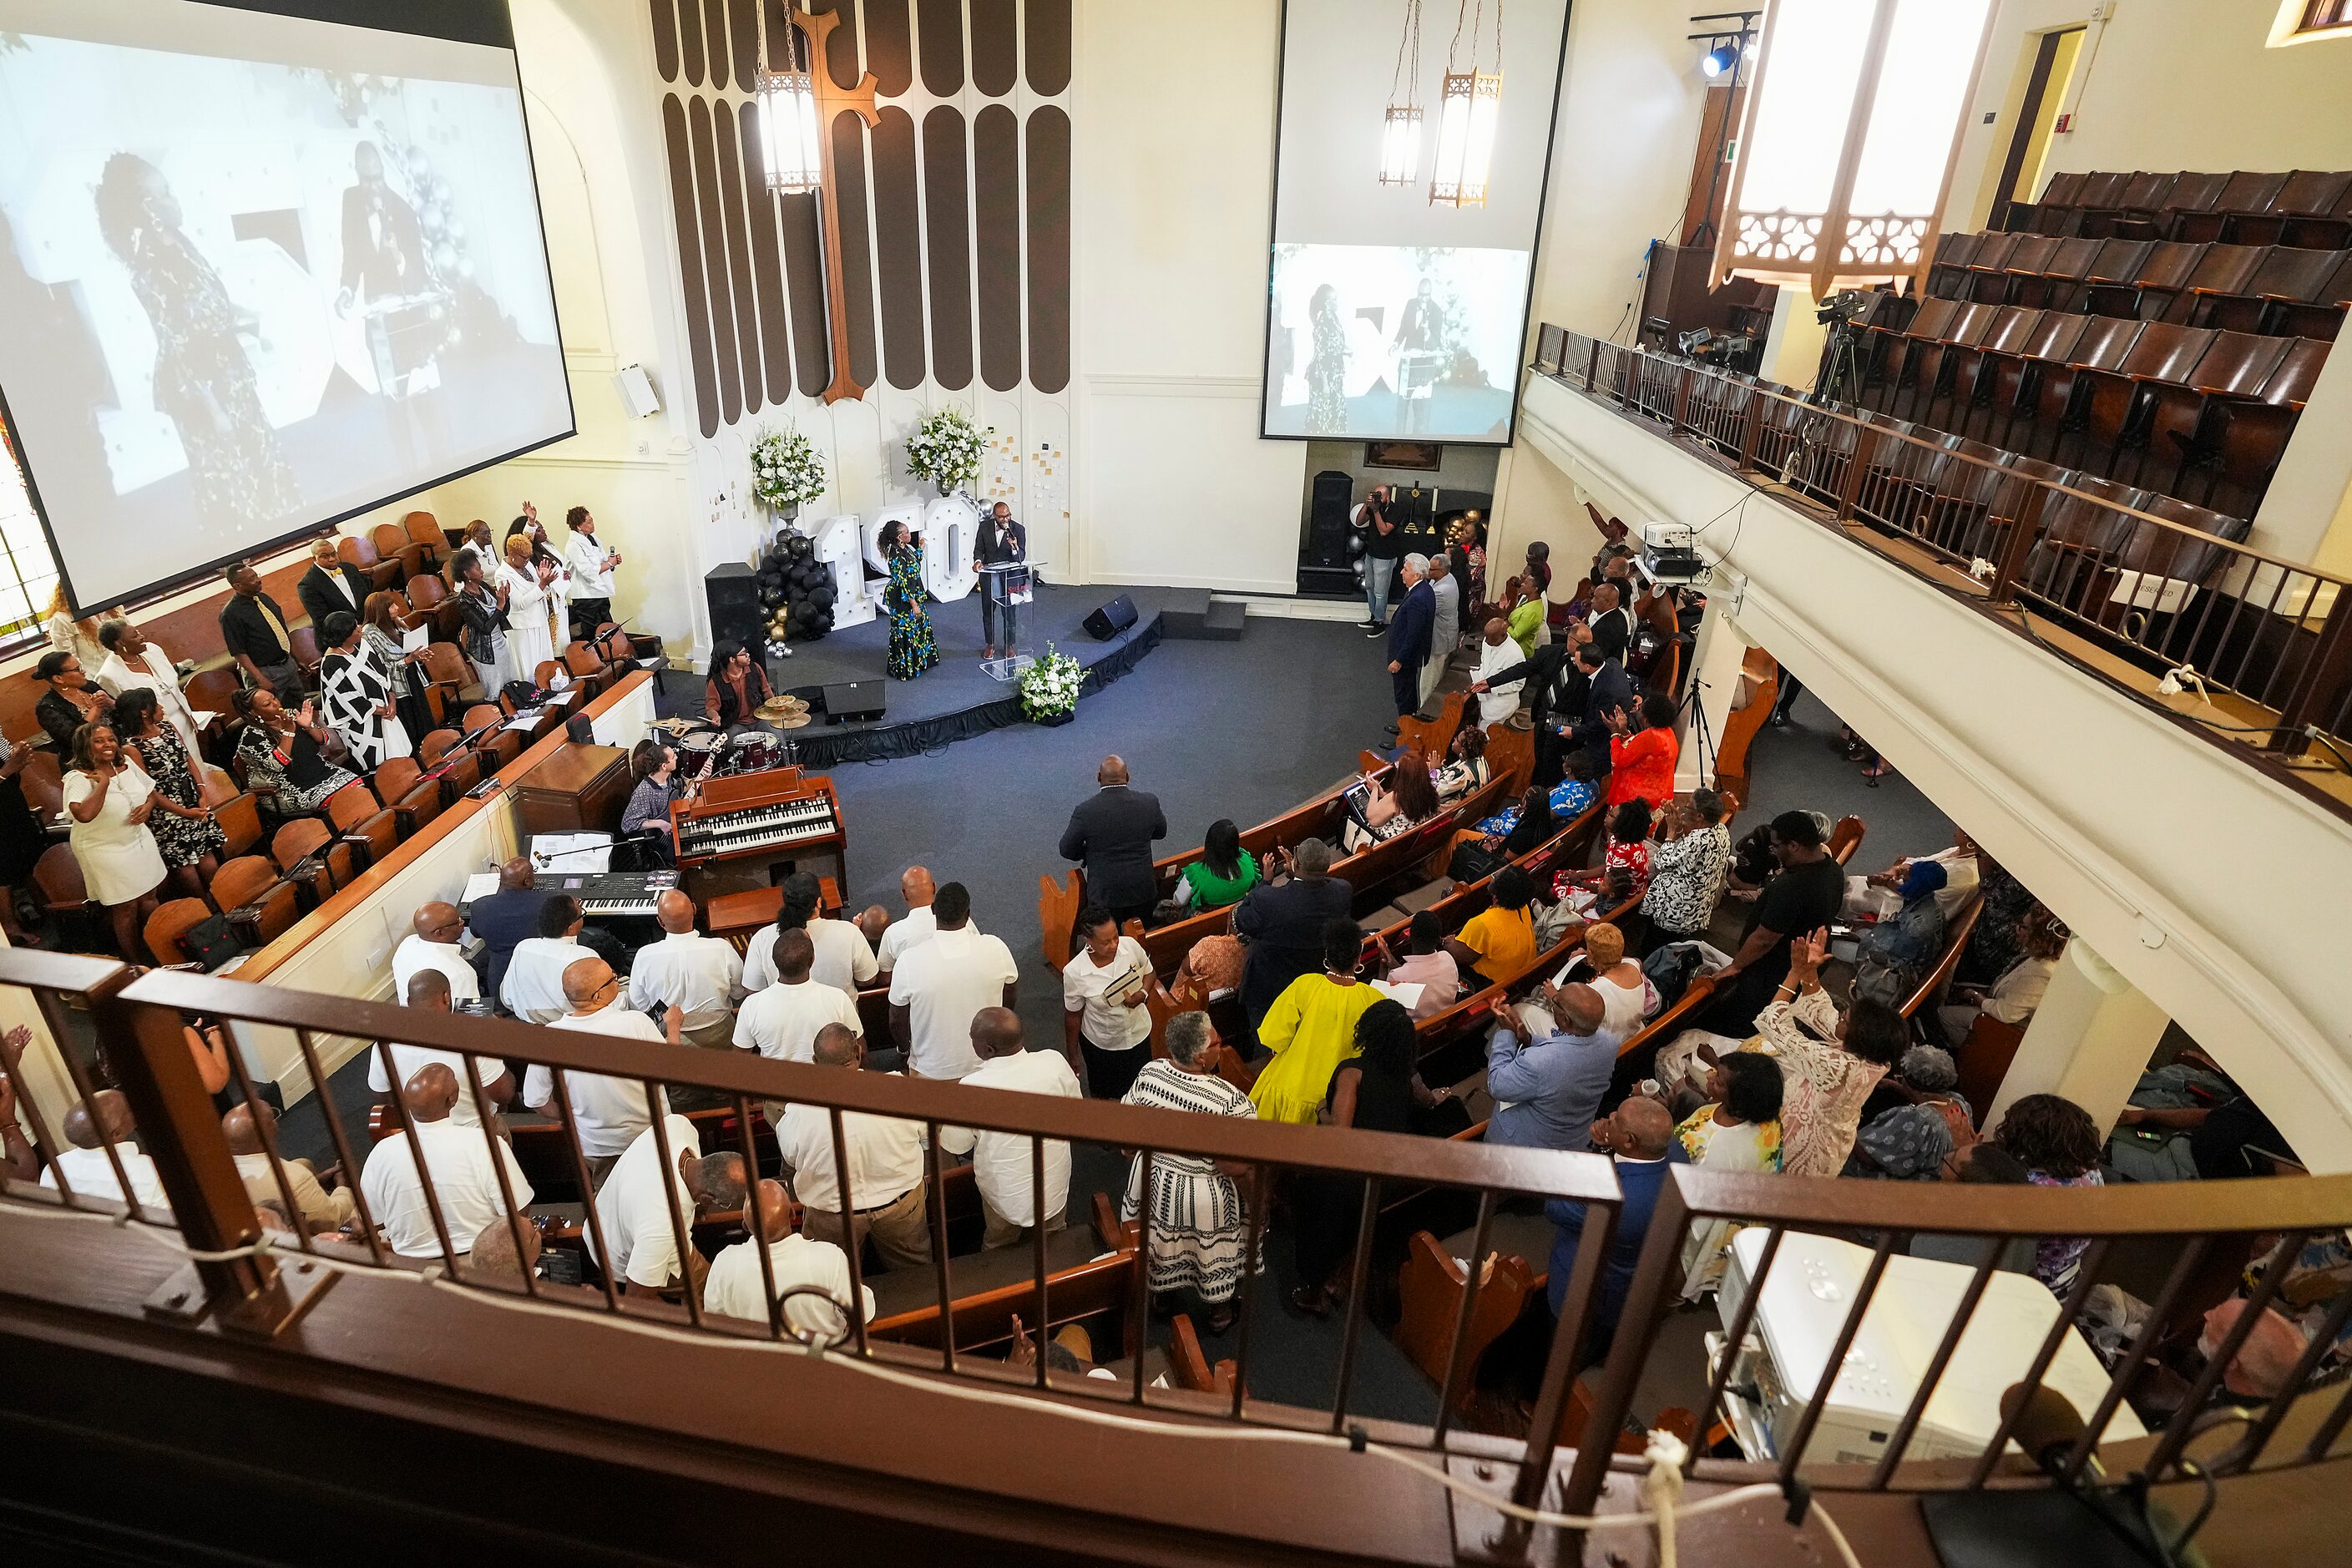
<box><xmin>1082</xmin><ymin>594</ymin><xmax>1139</xmax><ymax>641</ymax></box>
<box><xmin>613</xmin><ymin>364</ymin><xmax>661</xmax><ymax>418</ymax></box>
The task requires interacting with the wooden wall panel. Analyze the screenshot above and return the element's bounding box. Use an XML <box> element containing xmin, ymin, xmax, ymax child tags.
<box><xmin>812</xmin><ymin>0</ymin><xmax>859</xmax><ymax>91</ymax></box>
<box><xmin>687</xmin><ymin>97</ymin><xmax>743</xmax><ymax>426</ymax></box>
<box><xmin>921</xmin><ymin>107</ymin><xmax>974</xmax><ymax>392</ymax></box>
<box><xmin>662</xmin><ymin>95</ymin><xmax>722</xmax><ymax>437</ymax></box>
<box><xmin>737</xmin><ymin>101</ymin><xmax>797</xmax><ymax>397</ymax></box>
<box><xmin>917</xmin><ymin>0</ymin><xmax>965</xmax><ymax>97</ymax></box>
<box><xmin>1025</xmin><ymin>104</ymin><xmax>1070</xmax><ymax>395</ymax></box>
<box><xmin>705</xmin><ymin>0</ymin><xmax>733</xmax><ymax>89</ymax></box>
<box><xmin>971</xmin><ymin>0</ymin><xmax>1017</xmax><ymax>97</ymax></box>
<box><xmin>866</xmin><ymin>0</ymin><xmax>913</xmax><ymax>96</ymax></box>
<box><xmin>679</xmin><ymin>0</ymin><xmax>706</xmax><ymax>86</ymax></box>
<box><xmin>779</xmin><ymin>193</ymin><xmax>831</xmax><ymax>397</ymax></box>
<box><xmin>729</xmin><ymin>0</ymin><xmax>760</xmax><ymax>93</ymax></box>
<box><xmin>831</xmin><ymin>110</ymin><xmax>880</xmax><ymax>392</ymax></box>
<box><xmin>1024</xmin><ymin>0</ymin><xmax>1070</xmax><ymax>95</ymax></box>
<box><xmin>871</xmin><ymin>107</ymin><xmax>928</xmax><ymax>392</ymax></box>
<box><xmin>713</xmin><ymin>107</ymin><xmax>766</xmax><ymax>412</ymax></box>
<box><xmin>650</xmin><ymin>0</ymin><xmax>681</xmax><ymax>83</ymax></box>
<box><xmin>973</xmin><ymin>104</ymin><xmax>1022</xmax><ymax>392</ymax></box>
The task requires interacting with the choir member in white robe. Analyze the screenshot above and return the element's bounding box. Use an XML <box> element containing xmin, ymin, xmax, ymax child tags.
<box><xmin>499</xmin><ymin>534</ymin><xmax>559</xmax><ymax>686</ymax></box>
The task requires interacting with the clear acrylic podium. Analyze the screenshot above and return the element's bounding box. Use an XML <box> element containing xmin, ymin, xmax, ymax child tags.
<box><xmin>978</xmin><ymin>559</ymin><xmax>1043</xmax><ymax>682</ymax></box>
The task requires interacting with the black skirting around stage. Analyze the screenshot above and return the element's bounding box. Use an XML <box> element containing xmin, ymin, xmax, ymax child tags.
<box><xmin>693</xmin><ymin>583</ymin><xmax>1173</xmax><ymax>766</ymax></box>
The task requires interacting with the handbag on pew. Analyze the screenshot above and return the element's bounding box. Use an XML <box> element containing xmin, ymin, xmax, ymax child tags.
<box><xmin>1446</xmin><ymin>839</ymin><xmax>1506</xmax><ymax>885</ymax></box>
<box><xmin>178</xmin><ymin>912</ymin><xmax>245</xmax><ymax>970</ymax></box>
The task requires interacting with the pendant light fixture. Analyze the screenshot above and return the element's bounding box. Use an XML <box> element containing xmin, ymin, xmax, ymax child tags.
<box><xmin>1429</xmin><ymin>0</ymin><xmax>1503</xmax><ymax>208</ymax></box>
<box><xmin>756</xmin><ymin>2</ymin><xmax>824</xmax><ymax>194</ymax></box>
<box><xmin>1379</xmin><ymin>0</ymin><xmax>1426</xmax><ymax>187</ymax></box>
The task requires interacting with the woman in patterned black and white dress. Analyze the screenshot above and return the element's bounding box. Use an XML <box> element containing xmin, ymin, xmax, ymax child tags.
<box><xmin>1118</xmin><ymin>1011</ymin><xmax>1256</xmax><ymax>1332</ymax></box>
<box><xmin>316</xmin><ymin>612</ymin><xmax>411</xmax><ymax>771</ymax></box>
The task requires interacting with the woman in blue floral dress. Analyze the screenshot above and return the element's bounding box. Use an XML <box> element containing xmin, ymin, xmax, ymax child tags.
<box><xmin>881</xmin><ymin>520</ymin><xmax>938</xmax><ymax>680</ymax></box>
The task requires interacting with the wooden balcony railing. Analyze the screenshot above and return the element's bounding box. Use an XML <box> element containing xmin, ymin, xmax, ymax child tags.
<box><xmin>1531</xmin><ymin>325</ymin><xmax>2352</xmax><ymax>820</ymax></box>
<box><xmin>3</xmin><ymin>945</ymin><xmax>2350</xmax><ymax>1562</ymax></box>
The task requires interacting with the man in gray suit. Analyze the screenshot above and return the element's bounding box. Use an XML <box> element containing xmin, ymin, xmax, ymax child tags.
<box><xmin>1420</xmin><ymin>552</ymin><xmax>1459</xmax><ymax>709</ymax></box>
<box><xmin>1058</xmin><ymin>755</ymin><xmax>1167</xmax><ymax>930</ymax></box>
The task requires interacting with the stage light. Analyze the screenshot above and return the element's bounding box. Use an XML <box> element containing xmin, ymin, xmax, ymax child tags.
<box><xmin>1702</xmin><ymin>39</ymin><xmax>1738</xmax><ymax>77</ymax></box>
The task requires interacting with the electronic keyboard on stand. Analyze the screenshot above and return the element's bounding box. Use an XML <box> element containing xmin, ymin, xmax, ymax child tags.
<box><xmin>460</xmin><ymin>871</ymin><xmax>677</xmax><ymax>923</ymax></box>
<box><xmin>670</xmin><ymin>766</ymin><xmax>846</xmax><ymax>893</ymax></box>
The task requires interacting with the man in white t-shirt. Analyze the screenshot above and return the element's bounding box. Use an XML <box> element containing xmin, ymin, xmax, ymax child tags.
<box><xmin>876</xmin><ymin>865</ymin><xmax>978</xmax><ymax>974</ymax></box>
<box><xmin>887</xmin><ymin>882</ymin><xmax>1017</xmax><ymax>1080</ymax></box>
<box><xmin>1060</xmin><ymin>904</ymin><xmax>1155</xmax><ymax>1100</ymax></box>
<box><xmin>392</xmin><ymin>902</ymin><xmax>480</xmax><ymax>1008</ymax></box>
<box><xmin>370</xmin><ymin>969</ymin><xmax>513</xmax><ymax>1128</ymax></box>
<box><xmin>39</xmin><ymin>1090</ymin><xmax>169</xmax><ymax>1212</ymax></box>
<box><xmin>501</xmin><ymin>895</ymin><xmax>593</xmax><ymax>1022</ymax></box>
<box><xmin>703</xmin><ymin>1176</ymin><xmax>875</xmax><ymax>1337</ymax></box>
<box><xmin>741</xmin><ymin>873</ymin><xmax>880</xmax><ymax>999</ymax></box>
<box><xmin>522</xmin><ymin>955</ymin><xmax>680</xmax><ymax>1187</ymax></box>
<box><xmin>938</xmin><ymin>1008</ymin><xmax>1079</xmax><ymax>1247</ymax></box>
<box><xmin>360</xmin><ymin>1063</ymin><xmax>535</xmax><ymax>1259</ymax></box>
<box><xmin>775</xmin><ymin>1024</ymin><xmax>930</xmax><ymax>1267</ymax></box>
<box><xmin>627</xmin><ymin>890</ymin><xmax>744</xmax><ymax>1050</ymax></box>
<box><xmin>735</xmin><ymin>929</ymin><xmax>862</xmax><ymax>1067</ymax></box>
<box><xmin>589</xmin><ymin>1112</ymin><xmax>745</xmax><ymax>1298</ymax></box>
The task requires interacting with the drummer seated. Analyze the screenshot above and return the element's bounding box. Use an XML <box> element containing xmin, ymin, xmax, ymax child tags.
<box><xmin>705</xmin><ymin>640</ymin><xmax>772</xmax><ymax>731</ymax></box>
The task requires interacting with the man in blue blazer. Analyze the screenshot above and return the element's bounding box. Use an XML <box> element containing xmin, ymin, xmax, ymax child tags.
<box><xmin>1385</xmin><ymin>554</ymin><xmax>1435</xmax><ymax>722</ymax></box>
<box><xmin>1546</xmin><ymin>1096</ymin><xmax>1684</xmax><ymax>1363</ymax></box>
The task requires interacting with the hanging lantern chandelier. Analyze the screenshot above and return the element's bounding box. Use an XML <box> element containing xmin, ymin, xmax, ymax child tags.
<box><xmin>756</xmin><ymin>2</ymin><xmax>824</xmax><ymax>195</ymax></box>
<box><xmin>1428</xmin><ymin>0</ymin><xmax>1503</xmax><ymax>208</ymax></box>
<box><xmin>1379</xmin><ymin>0</ymin><xmax>1426</xmax><ymax>187</ymax></box>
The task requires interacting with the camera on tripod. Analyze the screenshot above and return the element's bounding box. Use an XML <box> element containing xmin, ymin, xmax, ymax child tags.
<box><xmin>1816</xmin><ymin>290</ymin><xmax>1871</xmax><ymax>327</ymax></box>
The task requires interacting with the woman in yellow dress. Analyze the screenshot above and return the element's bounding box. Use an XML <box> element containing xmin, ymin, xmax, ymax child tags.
<box><xmin>1249</xmin><ymin>918</ymin><xmax>1383</xmax><ymax>1125</ymax></box>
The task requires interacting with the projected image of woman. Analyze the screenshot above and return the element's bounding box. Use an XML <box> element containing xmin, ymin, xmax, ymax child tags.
<box><xmin>94</xmin><ymin>154</ymin><xmax>300</xmax><ymax>534</ymax></box>
<box><xmin>1306</xmin><ymin>283</ymin><xmax>1348</xmax><ymax>435</ymax></box>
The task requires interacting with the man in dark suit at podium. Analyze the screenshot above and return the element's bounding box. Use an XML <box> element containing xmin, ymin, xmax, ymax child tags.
<box><xmin>1058</xmin><ymin>755</ymin><xmax>1166</xmax><ymax>930</ymax></box>
<box><xmin>975</xmin><ymin>502</ymin><xmax>1028</xmax><ymax>660</ymax></box>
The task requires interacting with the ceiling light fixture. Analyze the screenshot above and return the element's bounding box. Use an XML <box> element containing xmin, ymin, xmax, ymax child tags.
<box><xmin>755</xmin><ymin>3</ymin><xmax>824</xmax><ymax>194</ymax></box>
<box><xmin>1429</xmin><ymin>0</ymin><xmax>1503</xmax><ymax>209</ymax></box>
<box><xmin>1379</xmin><ymin>0</ymin><xmax>1426</xmax><ymax>186</ymax></box>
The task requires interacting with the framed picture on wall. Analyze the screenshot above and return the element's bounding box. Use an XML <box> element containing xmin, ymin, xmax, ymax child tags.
<box><xmin>1365</xmin><ymin>441</ymin><xmax>1443</xmax><ymax>471</ymax></box>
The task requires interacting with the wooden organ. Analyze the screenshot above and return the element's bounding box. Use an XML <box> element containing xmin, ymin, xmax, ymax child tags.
<box><xmin>669</xmin><ymin>766</ymin><xmax>847</xmax><ymax>893</ymax></box>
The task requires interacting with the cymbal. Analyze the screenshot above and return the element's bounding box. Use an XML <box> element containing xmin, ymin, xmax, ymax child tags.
<box><xmin>771</xmin><ymin>711</ymin><xmax>812</xmax><ymax>729</ymax></box>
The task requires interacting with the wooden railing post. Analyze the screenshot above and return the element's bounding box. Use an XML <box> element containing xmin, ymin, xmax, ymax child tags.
<box><xmin>88</xmin><ymin>991</ymin><xmax>332</xmax><ymax>1336</ymax></box>
<box><xmin>1987</xmin><ymin>482</ymin><xmax>2051</xmax><ymax>604</ymax></box>
<box><xmin>2273</xmin><ymin>589</ymin><xmax>2352</xmax><ymax>756</ymax></box>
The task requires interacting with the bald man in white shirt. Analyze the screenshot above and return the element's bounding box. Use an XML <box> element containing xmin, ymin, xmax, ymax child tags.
<box><xmin>522</xmin><ymin>955</ymin><xmax>680</xmax><ymax>1187</ymax></box>
<box><xmin>702</xmin><ymin>1177</ymin><xmax>874</xmax><ymax>1337</ymax></box>
<box><xmin>627</xmin><ymin>890</ymin><xmax>744</xmax><ymax>1050</ymax></box>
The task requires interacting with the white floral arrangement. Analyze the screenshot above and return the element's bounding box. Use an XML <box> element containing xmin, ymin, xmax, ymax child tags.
<box><xmin>1018</xmin><ymin>643</ymin><xmax>1084</xmax><ymax>721</ymax></box>
<box><xmin>904</xmin><ymin>407</ymin><xmax>991</xmax><ymax>494</ymax></box>
<box><xmin>750</xmin><ymin>423</ymin><xmax>827</xmax><ymax>513</ymax></box>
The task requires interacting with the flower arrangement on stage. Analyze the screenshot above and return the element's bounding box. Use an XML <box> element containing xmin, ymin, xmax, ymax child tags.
<box><xmin>750</xmin><ymin>423</ymin><xmax>827</xmax><ymax>516</ymax></box>
<box><xmin>904</xmin><ymin>407</ymin><xmax>991</xmax><ymax>496</ymax></box>
<box><xmin>1019</xmin><ymin>644</ymin><xmax>1084</xmax><ymax>724</ymax></box>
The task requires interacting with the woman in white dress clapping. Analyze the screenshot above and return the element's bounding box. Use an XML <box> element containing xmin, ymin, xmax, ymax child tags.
<box><xmin>62</xmin><ymin>721</ymin><xmax>168</xmax><ymax>961</ymax></box>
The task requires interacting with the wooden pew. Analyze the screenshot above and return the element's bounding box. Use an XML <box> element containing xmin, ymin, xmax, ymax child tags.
<box><xmin>1954</xmin><ymin>1012</ymin><xmax>2026</xmax><ymax>1130</ymax></box>
<box><xmin>1895</xmin><ymin>893</ymin><xmax>1984</xmax><ymax>1023</ymax></box>
<box><xmin>1395</xmin><ymin>688</ymin><xmax>1469</xmax><ymax>762</ymax></box>
<box><xmin>1709</xmin><ymin>647</ymin><xmax>1780</xmax><ymax>805</ymax></box>
<box><xmin>1827</xmin><ymin>813</ymin><xmax>1866</xmax><ymax>866</ymax></box>
<box><xmin>1389</xmin><ymin>978</ymin><xmax>1719</xmax><ymax>1424</ymax></box>
<box><xmin>1358</xmin><ymin>799</ymin><xmax>1605</xmax><ymax>962</ymax></box>
<box><xmin>865</xmin><ymin>1194</ymin><xmax>1141</xmax><ymax>1358</ymax></box>
<box><xmin>1038</xmin><ymin>769</ymin><xmax>1373</xmax><ymax>972</ymax></box>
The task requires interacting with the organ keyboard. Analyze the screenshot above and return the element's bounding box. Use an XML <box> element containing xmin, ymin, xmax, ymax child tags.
<box><xmin>460</xmin><ymin>871</ymin><xmax>676</xmax><ymax>922</ymax></box>
<box><xmin>670</xmin><ymin>766</ymin><xmax>847</xmax><ymax>886</ymax></box>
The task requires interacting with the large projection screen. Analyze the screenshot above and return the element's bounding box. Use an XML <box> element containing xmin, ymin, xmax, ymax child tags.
<box><xmin>0</xmin><ymin>0</ymin><xmax>571</xmax><ymax>611</ymax></box>
<box><xmin>1262</xmin><ymin>0</ymin><xmax>1571</xmax><ymax>446</ymax></box>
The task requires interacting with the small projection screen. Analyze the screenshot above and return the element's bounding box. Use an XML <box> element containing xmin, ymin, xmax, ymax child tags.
<box><xmin>0</xmin><ymin>0</ymin><xmax>571</xmax><ymax>610</ymax></box>
<box><xmin>1262</xmin><ymin>0</ymin><xmax>1571</xmax><ymax>445</ymax></box>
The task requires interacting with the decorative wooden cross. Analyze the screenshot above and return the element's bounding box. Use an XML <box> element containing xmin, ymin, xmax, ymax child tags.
<box><xmin>782</xmin><ymin>1</ymin><xmax>879</xmax><ymax>404</ymax></box>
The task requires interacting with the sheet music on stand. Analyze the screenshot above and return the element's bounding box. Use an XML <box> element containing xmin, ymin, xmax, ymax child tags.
<box><xmin>531</xmin><ymin>832</ymin><xmax>614</xmax><ymax>873</ymax></box>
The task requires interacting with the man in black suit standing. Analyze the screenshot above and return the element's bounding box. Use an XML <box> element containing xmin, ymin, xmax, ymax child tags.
<box><xmin>297</xmin><ymin>537</ymin><xmax>374</xmax><ymax>635</ymax></box>
<box><xmin>1232</xmin><ymin>837</ymin><xmax>1353</xmax><ymax>1034</ymax></box>
<box><xmin>1058</xmin><ymin>755</ymin><xmax>1166</xmax><ymax>930</ymax></box>
<box><xmin>1560</xmin><ymin>641</ymin><xmax>1635</xmax><ymax>787</ymax></box>
<box><xmin>1384</xmin><ymin>554</ymin><xmax>1434</xmax><ymax>726</ymax></box>
<box><xmin>337</xmin><ymin>142</ymin><xmax>425</xmax><ymax>311</ymax></box>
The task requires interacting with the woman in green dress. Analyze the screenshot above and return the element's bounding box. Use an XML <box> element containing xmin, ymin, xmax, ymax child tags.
<box><xmin>880</xmin><ymin>519</ymin><xmax>938</xmax><ymax>680</ymax></box>
<box><xmin>1175</xmin><ymin>818</ymin><xmax>1259</xmax><ymax>913</ymax></box>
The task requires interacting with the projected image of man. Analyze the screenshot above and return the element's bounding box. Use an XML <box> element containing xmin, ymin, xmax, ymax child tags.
<box><xmin>94</xmin><ymin>154</ymin><xmax>301</xmax><ymax>539</ymax></box>
<box><xmin>337</xmin><ymin>142</ymin><xmax>426</xmax><ymax>315</ymax></box>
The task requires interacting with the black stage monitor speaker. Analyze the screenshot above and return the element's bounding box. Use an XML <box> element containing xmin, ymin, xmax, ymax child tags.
<box><xmin>823</xmin><ymin>680</ymin><xmax>887</xmax><ymax>724</ymax></box>
<box><xmin>704</xmin><ymin>563</ymin><xmax>762</xmax><ymax>651</ymax></box>
<box><xmin>1083</xmin><ymin>594</ymin><xmax>1139</xmax><ymax>641</ymax></box>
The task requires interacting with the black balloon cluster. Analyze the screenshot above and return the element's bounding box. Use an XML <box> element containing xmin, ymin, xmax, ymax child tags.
<box><xmin>756</xmin><ymin>529</ymin><xmax>837</xmax><ymax>654</ymax></box>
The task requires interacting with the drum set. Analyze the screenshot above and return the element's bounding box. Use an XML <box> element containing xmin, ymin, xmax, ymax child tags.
<box><xmin>660</xmin><ymin>690</ymin><xmax>812</xmax><ymax>781</ymax></box>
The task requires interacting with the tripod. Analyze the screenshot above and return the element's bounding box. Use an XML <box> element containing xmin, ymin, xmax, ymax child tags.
<box><xmin>1678</xmin><ymin>661</ymin><xmax>1720</xmax><ymax>788</ymax></box>
<box><xmin>1814</xmin><ymin>318</ymin><xmax>1866</xmax><ymax>406</ymax></box>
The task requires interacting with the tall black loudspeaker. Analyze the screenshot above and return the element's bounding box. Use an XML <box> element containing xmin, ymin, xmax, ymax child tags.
<box><xmin>1082</xmin><ymin>594</ymin><xmax>1139</xmax><ymax>641</ymax></box>
<box><xmin>705</xmin><ymin>564</ymin><xmax>762</xmax><ymax>654</ymax></box>
<box><xmin>1307</xmin><ymin>469</ymin><xmax>1354</xmax><ymax>568</ymax></box>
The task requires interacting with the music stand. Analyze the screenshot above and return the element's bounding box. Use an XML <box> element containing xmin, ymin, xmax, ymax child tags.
<box><xmin>977</xmin><ymin>559</ymin><xmax>1044</xmax><ymax>682</ymax></box>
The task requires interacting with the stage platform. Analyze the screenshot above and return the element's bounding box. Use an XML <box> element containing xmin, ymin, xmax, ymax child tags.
<box><xmin>658</xmin><ymin>583</ymin><xmax>1195</xmax><ymax>766</ymax></box>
